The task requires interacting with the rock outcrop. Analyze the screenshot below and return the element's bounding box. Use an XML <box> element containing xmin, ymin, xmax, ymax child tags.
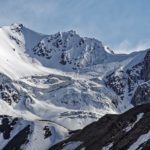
<box><xmin>131</xmin><ymin>50</ymin><xmax>150</xmax><ymax>105</ymax></box>
<box><xmin>131</xmin><ymin>81</ymin><xmax>150</xmax><ymax>105</ymax></box>
<box><xmin>143</xmin><ymin>50</ymin><xmax>150</xmax><ymax>81</ymax></box>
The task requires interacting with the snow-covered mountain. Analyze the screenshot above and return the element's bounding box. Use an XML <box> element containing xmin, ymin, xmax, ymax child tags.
<box><xmin>0</xmin><ymin>23</ymin><xmax>149</xmax><ymax>149</ymax></box>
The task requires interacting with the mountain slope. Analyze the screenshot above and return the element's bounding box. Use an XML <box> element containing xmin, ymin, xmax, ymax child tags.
<box><xmin>50</xmin><ymin>103</ymin><xmax>150</xmax><ymax>150</ymax></box>
<box><xmin>0</xmin><ymin>115</ymin><xmax>68</xmax><ymax>150</ymax></box>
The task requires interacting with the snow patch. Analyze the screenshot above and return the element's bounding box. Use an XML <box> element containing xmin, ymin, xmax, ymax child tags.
<box><xmin>102</xmin><ymin>142</ymin><xmax>113</xmax><ymax>150</ymax></box>
<box><xmin>62</xmin><ymin>141</ymin><xmax>82</xmax><ymax>150</ymax></box>
<box><xmin>128</xmin><ymin>130</ymin><xmax>150</xmax><ymax>150</ymax></box>
<box><xmin>123</xmin><ymin>113</ymin><xmax>144</xmax><ymax>132</ymax></box>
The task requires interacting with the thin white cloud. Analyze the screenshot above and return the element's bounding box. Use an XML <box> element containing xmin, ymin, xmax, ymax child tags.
<box><xmin>114</xmin><ymin>40</ymin><xmax>150</xmax><ymax>54</ymax></box>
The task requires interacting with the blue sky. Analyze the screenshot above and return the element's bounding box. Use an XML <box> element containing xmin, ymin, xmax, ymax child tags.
<box><xmin>0</xmin><ymin>0</ymin><xmax>150</xmax><ymax>53</ymax></box>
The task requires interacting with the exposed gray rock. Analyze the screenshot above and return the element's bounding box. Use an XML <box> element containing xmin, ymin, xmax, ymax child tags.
<box><xmin>105</xmin><ymin>62</ymin><xmax>144</xmax><ymax>101</ymax></box>
<box><xmin>0</xmin><ymin>73</ymin><xmax>19</xmax><ymax>105</ymax></box>
<box><xmin>131</xmin><ymin>49</ymin><xmax>150</xmax><ymax>106</ymax></box>
<box><xmin>131</xmin><ymin>81</ymin><xmax>150</xmax><ymax>105</ymax></box>
<box><xmin>143</xmin><ymin>50</ymin><xmax>150</xmax><ymax>81</ymax></box>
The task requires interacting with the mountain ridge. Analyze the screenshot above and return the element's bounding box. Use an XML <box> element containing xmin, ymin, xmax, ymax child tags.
<box><xmin>50</xmin><ymin>103</ymin><xmax>150</xmax><ymax>150</ymax></box>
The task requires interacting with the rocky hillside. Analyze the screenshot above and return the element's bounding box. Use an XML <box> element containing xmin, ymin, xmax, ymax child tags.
<box><xmin>51</xmin><ymin>103</ymin><xmax>150</xmax><ymax>150</ymax></box>
<box><xmin>131</xmin><ymin>50</ymin><xmax>150</xmax><ymax>105</ymax></box>
<box><xmin>105</xmin><ymin>49</ymin><xmax>150</xmax><ymax>109</ymax></box>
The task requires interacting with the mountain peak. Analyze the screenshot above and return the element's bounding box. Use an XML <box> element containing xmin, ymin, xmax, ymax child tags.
<box><xmin>11</xmin><ymin>23</ymin><xmax>24</xmax><ymax>28</ymax></box>
<box><xmin>9</xmin><ymin>23</ymin><xmax>24</xmax><ymax>32</ymax></box>
<box><xmin>65</xmin><ymin>29</ymin><xmax>77</xmax><ymax>35</ymax></box>
<box><xmin>31</xmin><ymin>28</ymin><xmax>114</xmax><ymax>71</ymax></box>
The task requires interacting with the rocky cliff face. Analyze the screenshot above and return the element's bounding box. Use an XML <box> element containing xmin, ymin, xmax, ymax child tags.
<box><xmin>131</xmin><ymin>81</ymin><xmax>150</xmax><ymax>105</ymax></box>
<box><xmin>131</xmin><ymin>50</ymin><xmax>150</xmax><ymax>105</ymax></box>
<box><xmin>105</xmin><ymin>50</ymin><xmax>150</xmax><ymax>107</ymax></box>
<box><xmin>105</xmin><ymin>61</ymin><xmax>144</xmax><ymax>104</ymax></box>
<box><xmin>50</xmin><ymin>104</ymin><xmax>150</xmax><ymax>150</ymax></box>
<box><xmin>143</xmin><ymin>50</ymin><xmax>150</xmax><ymax>81</ymax></box>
